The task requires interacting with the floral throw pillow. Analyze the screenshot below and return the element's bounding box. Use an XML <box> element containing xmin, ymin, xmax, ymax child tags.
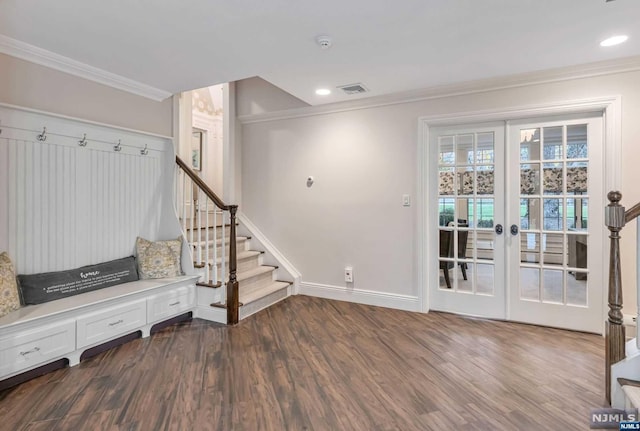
<box><xmin>0</xmin><ymin>252</ymin><xmax>21</xmax><ymax>317</ymax></box>
<box><xmin>135</xmin><ymin>237</ymin><xmax>183</xmax><ymax>279</ymax></box>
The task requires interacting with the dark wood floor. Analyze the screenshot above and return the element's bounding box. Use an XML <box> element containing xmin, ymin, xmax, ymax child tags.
<box><xmin>0</xmin><ymin>295</ymin><xmax>605</xmax><ymax>431</ymax></box>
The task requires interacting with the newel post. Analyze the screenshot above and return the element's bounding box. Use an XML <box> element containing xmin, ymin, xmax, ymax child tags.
<box><xmin>605</xmin><ymin>191</ymin><xmax>626</xmax><ymax>405</ymax></box>
<box><xmin>226</xmin><ymin>205</ymin><xmax>239</xmax><ymax>325</ymax></box>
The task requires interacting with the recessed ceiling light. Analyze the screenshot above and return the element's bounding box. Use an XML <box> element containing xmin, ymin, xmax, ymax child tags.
<box><xmin>600</xmin><ymin>35</ymin><xmax>628</xmax><ymax>47</ymax></box>
<box><xmin>315</xmin><ymin>88</ymin><xmax>331</xmax><ymax>96</ymax></box>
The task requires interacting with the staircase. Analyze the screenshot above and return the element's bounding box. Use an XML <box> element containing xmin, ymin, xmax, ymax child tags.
<box><xmin>188</xmin><ymin>221</ymin><xmax>291</xmax><ymax>320</ymax></box>
<box><xmin>175</xmin><ymin>156</ymin><xmax>291</xmax><ymax>324</ymax></box>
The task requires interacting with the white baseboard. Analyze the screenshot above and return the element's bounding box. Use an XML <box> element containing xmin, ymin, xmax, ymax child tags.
<box><xmin>237</xmin><ymin>212</ymin><xmax>302</xmax><ymax>292</ymax></box>
<box><xmin>193</xmin><ymin>305</ymin><xmax>226</xmax><ymax>324</ymax></box>
<box><xmin>299</xmin><ymin>281</ymin><xmax>420</xmax><ymax>312</ymax></box>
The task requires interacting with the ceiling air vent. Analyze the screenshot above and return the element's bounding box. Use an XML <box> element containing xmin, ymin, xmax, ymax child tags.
<box><xmin>338</xmin><ymin>83</ymin><xmax>368</xmax><ymax>95</ymax></box>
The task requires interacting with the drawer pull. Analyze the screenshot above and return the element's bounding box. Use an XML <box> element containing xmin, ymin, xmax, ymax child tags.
<box><xmin>108</xmin><ymin>319</ymin><xmax>124</xmax><ymax>327</ymax></box>
<box><xmin>20</xmin><ymin>347</ymin><xmax>41</xmax><ymax>356</ymax></box>
<box><xmin>169</xmin><ymin>301</ymin><xmax>181</xmax><ymax>307</ymax></box>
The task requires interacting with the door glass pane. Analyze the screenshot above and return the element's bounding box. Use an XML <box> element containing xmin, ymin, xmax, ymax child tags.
<box><xmin>520</xmin><ymin>128</ymin><xmax>540</xmax><ymax>161</ymax></box>
<box><xmin>439</xmin><ymin>168</ymin><xmax>455</xmax><ymax>196</ymax></box>
<box><xmin>476</xmin><ymin>133</ymin><xmax>495</xmax><ymax>164</ymax></box>
<box><xmin>567</xmin><ymin>233</ymin><xmax>588</xmax><ymax>270</ymax></box>
<box><xmin>567</xmin><ymin>162</ymin><xmax>587</xmax><ymax>195</ymax></box>
<box><xmin>567</xmin><ymin>272</ymin><xmax>588</xmax><ymax>306</ymax></box>
<box><xmin>475</xmin><ymin>263</ymin><xmax>494</xmax><ymax>295</ymax></box>
<box><xmin>543</xmin><ymin>163</ymin><xmax>563</xmax><ymax>194</ymax></box>
<box><xmin>520</xmin><ymin>268</ymin><xmax>540</xmax><ymax>300</ymax></box>
<box><xmin>439</xmin><ymin>198</ymin><xmax>455</xmax><ymax>227</ymax></box>
<box><xmin>458</xmin><ymin>134</ymin><xmax>474</xmax><ymax>164</ymax></box>
<box><xmin>543</xmin><ymin>269</ymin><xmax>564</xmax><ymax>303</ymax></box>
<box><xmin>521</xmin><ymin>164</ymin><xmax>540</xmax><ymax>195</ymax></box>
<box><xmin>543</xmin><ymin>126</ymin><xmax>563</xmax><ymax>160</ymax></box>
<box><xmin>458</xmin><ymin>167</ymin><xmax>473</xmax><ymax>195</ymax></box>
<box><xmin>520</xmin><ymin>198</ymin><xmax>540</xmax><ymax>230</ymax></box>
<box><xmin>476</xmin><ymin>230</ymin><xmax>494</xmax><ymax>261</ymax></box>
<box><xmin>476</xmin><ymin>167</ymin><xmax>494</xmax><ymax>195</ymax></box>
<box><xmin>521</xmin><ymin>233</ymin><xmax>540</xmax><ymax>263</ymax></box>
<box><xmin>567</xmin><ymin>124</ymin><xmax>588</xmax><ymax>159</ymax></box>
<box><xmin>476</xmin><ymin>198</ymin><xmax>494</xmax><ymax>229</ymax></box>
<box><xmin>542</xmin><ymin>233</ymin><xmax>563</xmax><ymax>266</ymax></box>
<box><xmin>456</xmin><ymin>198</ymin><xmax>470</xmax><ymax>227</ymax></box>
<box><xmin>439</xmin><ymin>136</ymin><xmax>455</xmax><ymax>165</ymax></box>
<box><xmin>543</xmin><ymin>198</ymin><xmax>563</xmax><ymax>231</ymax></box>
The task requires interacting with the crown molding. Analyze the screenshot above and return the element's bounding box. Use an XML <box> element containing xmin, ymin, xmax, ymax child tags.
<box><xmin>0</xmin><ymin>34</ymin><xmax>172</xmax><ymax>102</ymax></box>
<box><xmin>238</xmin><ymin>55</ymin><xmax>640</xmax><ymax>124</ymax></box>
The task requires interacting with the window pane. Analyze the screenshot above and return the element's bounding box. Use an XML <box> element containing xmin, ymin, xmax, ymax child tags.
<box><xmin>543</xmin><ymin>269</ymin><xmax>564</xmax><ymax>303</ymax></box>
<box><xmin>457</xmin><ymin>134</ymin><xmax>474</xmax><ymax>166</ymax></box>
<box><xmin>476</xmin><ymin>198</ymin><xmax>494</xmax><ymax>229</ymax></box>
<box><xmin>439</xmin><ymin>136</ymin><xmax>455</xmax><ymax>165</ymax></box>
<box><xmin>521</xmin><ymin>233</ymin><xmax>540</xmax><ymax>263</ymax></box>
<box><xmin>520</xmin><ymin>128</ymin><xmax>540</xmax><ymax>161</ymax></box>
<box><xmin>521</xmin><ymin>267</ymin><xmax>540</xmax><ymax>300</ymax></box>
<box><xmin>476</xmin><ymin>132</ymin><xmax>495</xmax><ymax>164</ymax></box>
<box><xmin>476</xmin><ymin>167</ymin><xmax>494</xmax><ymax>195</ymax></box>
<box><xmin>543</xmin><ymin>126</ymin><xmax>563</xmax><ymax>160</ymax></box>
<box><xmin>521</xmin><ymin>163</ymin><xmax>540</xmax><ymax>195</ymax></box>
<box><xmin>567</xmin><ymin>162</ymin><xmax>587</xmax><ymax>195</ymax></box>
<box><xmin>543</xmin><ymin>198</ymin><xmax>563</xmax><ymax>231</ymax></box>
<box><xmin>439</xmin><ymin>168</ymin><xmax>455</xmax><ymax>196</ymax></box>
<box><xmin>439</xmin><ymin>198</ymin><xmax>455</xmax><ymax>227</ymax></box>
<box><xmin>543</xmin><ymin>163</ymin><xmax>563</xmax><ymax>194</ymax></box>
<box><xmin>567</xmin><ymin>124</ymin><xmax>588</xmax><ymax>159</ymax></box>
<box><xmin>520</xmin><ymin>198</ymin><xmax>540</xmax><ymax>230</ymax></box>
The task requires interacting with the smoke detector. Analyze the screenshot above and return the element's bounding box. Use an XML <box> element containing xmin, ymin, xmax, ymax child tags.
<box><xmin>337</xmin><ymin>83</ymin><xmax>368</xmax><ymax>95</ymax></box>
<box><xmin>316</xmin><ymin>35</ymin><xmax>332</xmax><ymax>49</ymax></box>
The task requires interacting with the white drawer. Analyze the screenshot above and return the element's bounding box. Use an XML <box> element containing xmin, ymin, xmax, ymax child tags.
<box><xmin>76</xmin><ymin>299</ymin><xmax>146</xmax><ymax>349</ymax></box>
<box><xmin>147</xmin><ymin>285</ymin><xmax>195</xmax><ymax>323</ymax></box>
<box><xmin>0</xmin><ymin>319</ymin><xmax>76</xmax><ymax>378</ymax></box>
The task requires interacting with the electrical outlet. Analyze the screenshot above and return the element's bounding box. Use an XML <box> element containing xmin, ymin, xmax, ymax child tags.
<box><xmin>345</xmin><ymin>266</ymin><xmax>353</xmax><ymax>283</ymax></box>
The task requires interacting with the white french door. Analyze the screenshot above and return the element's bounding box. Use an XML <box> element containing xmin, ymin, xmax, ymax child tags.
<box><xmin>429</xmin><ymin>114</ymin><xmax>605</xmax><ymax>333</ymax></box>
<box><xmin>429</xmin><ymin>123</ymin><xmax>507</xmax><ymax>319</ymax></box>
<box><xmin>507</xmin><ymin>115</ymin><xmax>604</xmax><ymax>333</ymax></box>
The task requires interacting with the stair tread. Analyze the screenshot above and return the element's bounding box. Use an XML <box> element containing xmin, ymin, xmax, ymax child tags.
<box><xmin>192</xmin><ymin>236</ymin><xmax>249</xmax><ymax>247</ymax></box>
<box><xmin>239</xmin><ymin>281</ymin><xmax>290</xmax><ymax>306</ymax></box>
<box><xmin>622</xmin><ymin>384</ymin><xmax>640</xmax><ymax>408</ymax></box>
<box><xmin>237</xmin><ymin>265</ymin><xmax>276</xmax><ymax>282</ymax></box>
<box><xmin>211</xmin><ymin>250</ymin><xmax>261</xmax><ymax>265</ymax></box>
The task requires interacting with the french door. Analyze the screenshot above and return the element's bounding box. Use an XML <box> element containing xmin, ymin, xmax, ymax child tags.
<box><xmin>429</xmin><ymin>114</ymin><xmax>605</xmax><ymax>333</ymax></box>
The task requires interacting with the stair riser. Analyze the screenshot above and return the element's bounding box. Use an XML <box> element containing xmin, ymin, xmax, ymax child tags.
<box><xmin>240</xmin><ymin>271</ymin><xmax>276</xmax><ymax>296</ymax></box>
<box><xmin>216</xmin><ymin>256</ymin><xmax>260</xmax><ymax>274</ymax></box>
<box><xmin>193</xmin><ymin>240</ymin><xmax>248</xmax><ymax>256</ymax></box>
<box><xmin>188</xmin><ymin>227</ymin><xmax>235</xmax><ymax>242</ymax></box>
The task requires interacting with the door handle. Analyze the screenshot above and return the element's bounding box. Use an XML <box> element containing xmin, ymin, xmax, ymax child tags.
<box><xmin>495</xmin><ymin>224</ymin><xmax>503</xmax><ymax>235</ymax></box>
<box><xmin>511</xmin><ymin>224</ymin><xmax>519</xmax><ymax>236</ymax></box>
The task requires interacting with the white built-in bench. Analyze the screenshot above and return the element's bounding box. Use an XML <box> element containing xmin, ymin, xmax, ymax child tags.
<box><xmin>0</xmin><ymin>275</ymin><xmax>199</xmax><ymax>384</ymax></box>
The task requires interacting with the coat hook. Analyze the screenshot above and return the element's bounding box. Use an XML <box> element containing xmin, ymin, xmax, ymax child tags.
<box><xmin>140</xmin><ymin>144</ymin><xmax>148</xmax><ymax>155</ymax></box>
<box><xmin>78</xmin><ymin>134</ymin><xmax>88</xmax><ymax>147</ymax></box>
<box><xmin>36</xmin><ymin>127</ymin><xmax>47</xmax><ymax>142</ymax></box>
<box><xmin>114</xmin><ymin>139</ymin><xmax>122</xmax><ymax>152</ymax></box>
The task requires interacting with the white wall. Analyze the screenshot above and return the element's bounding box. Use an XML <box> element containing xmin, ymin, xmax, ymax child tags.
<box><xmin>240</xmin><ymin>69</ymin><xmax>640</xmax><ymax>313</ymax></box>
<box><xmin>236</xmin><ymin>77</ymin><xmax>309</xmax><ymax>117</ymax></box>
<box><xmin>0</xmin><ymin>53</ymin><xmax>173</xmax><ymax>136</ymax></box>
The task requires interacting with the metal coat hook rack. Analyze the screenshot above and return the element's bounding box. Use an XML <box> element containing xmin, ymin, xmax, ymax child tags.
<box><xmin>78</xmin><ymin>134</ymin><xmax>88</xmax><ymax>147</ymax></box>
<box><xmin>114</xmin><ymin>139</ymin><xmax>122</xmax><ymax>152</ymax></box>
<box><xmin>36</xmin><ymin>127</ymin><xmax>47</xmax><ymax>142</ymax></box>
<box><xmin>140</xmin><ymin>144</ymin><xmax>148</xmax><ymax>155</ymax></box>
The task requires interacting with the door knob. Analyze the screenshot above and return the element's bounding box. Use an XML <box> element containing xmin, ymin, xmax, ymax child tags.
<box><xmin>511</xmin><ymin>224</ymin><xmax>519</xmax><ymax>235</ymax></box>
<box><xmin>495</xmin><ymin>224</ymin><xmax>503</xmax><ymax>235</ymax></box>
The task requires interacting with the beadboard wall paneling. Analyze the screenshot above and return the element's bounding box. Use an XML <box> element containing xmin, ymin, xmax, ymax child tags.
<box><xmin>0</xmin><ymin>105</ymin><xmax>183</xmax><ymax>275</ymax></box>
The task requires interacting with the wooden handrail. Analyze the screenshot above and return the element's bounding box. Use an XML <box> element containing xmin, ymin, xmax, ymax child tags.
<box><xmin>175</xmin><ymin>155</ymin><xmax>239</xmax><ymax>325</ymax></box>
<box><xmin>176</xmin><ymin>155</ymin><xmax>229</xmax><ymax>210</ymax></box>
<box><xmin>605</xmin><ymin>191</ymin><xmax>627</xmax><ymax>405</ymax></box>
<box><xmin>625</xmin><ymin>201</ymin><xmax>640</xmax><ymax>224</ymax></box>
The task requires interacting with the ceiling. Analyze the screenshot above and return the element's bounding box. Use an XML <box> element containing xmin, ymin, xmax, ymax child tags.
<box><xmin>1</xmin><ymin>0</ymin><xmax>639</xmax><ymax>106</ymax></box>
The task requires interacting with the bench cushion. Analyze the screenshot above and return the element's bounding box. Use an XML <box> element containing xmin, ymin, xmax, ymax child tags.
<box><xmin>0</xmin><ymin>253</ymin><xmax>21</xmax><ymax>317</ymax></box>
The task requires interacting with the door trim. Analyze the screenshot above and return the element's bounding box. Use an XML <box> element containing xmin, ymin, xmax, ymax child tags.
<box><xmin>417</xmin><ymin>96</ymin><xmax>621</xmax><ymax>319</ymax></box>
